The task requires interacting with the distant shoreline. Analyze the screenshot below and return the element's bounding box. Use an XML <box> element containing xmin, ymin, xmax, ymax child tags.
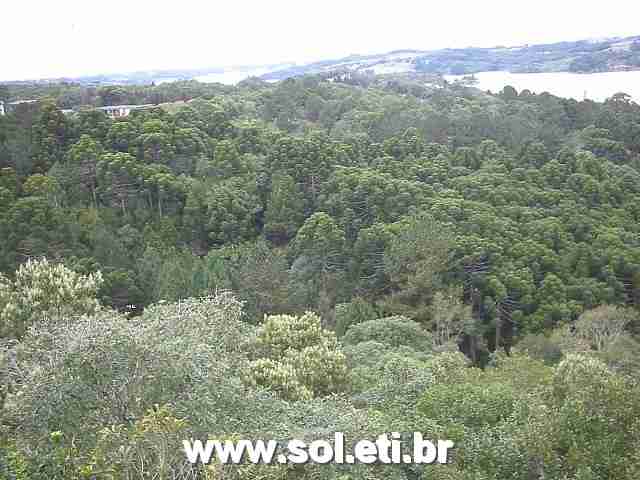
<box><xmin>444</xmin><ymin>70</ymin><xmax>640</xmax><ymax>102</ymax></box>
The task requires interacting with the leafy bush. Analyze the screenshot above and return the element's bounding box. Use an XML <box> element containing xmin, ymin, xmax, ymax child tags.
<box><xmin>419</xmin><ymin>381</ymin><xmax>519</xmax><ymax>431</ymax></box>
<box><xmin>574</xmin><ymin>305</ymin><xmax>637</xmax><ymax>351</ymax></box>
<box><xmin>0</xmin><ymin>258</ymin><xmax>103</xmax><ymax>338</ymax></box>
<box><xmin>546</xmin><ymin>354</ymin><xmax>640</xmax><ymax>478</ymax></box>
<box><xmin>254</xmin><ymin>311</ymin><xmax>338</xmax><ymax>357</ymax></box>
<box><xmin>245</xmin><ymin>312</ymin><xmax>347</xmax><ymax>400</ymax></box>
<box><xmin>343</xmin><ymin>316</ymin><xmax>433</xmax><ymax>351</ymax></box>
<box><xmin>10</xmin><ymin>294</ymin><xmax>250</xmax><ymax>462</ymax></box>
<box><xmin>83</xmin><ymin>404</ymin><xmax>199</xmax><ymax>479</ymax></box>
<box><xmin>245</xmin><ymin>358</ymin><xmax>313</xmax><ymax>401</ymax></box>
<box><xmin>344</xmin><ymin>340</ymin><xmax>431</xmax><ymax>395</ymax></box>
<box><xmin>334</xmin><ymin>297</ymin><xmax>378</xmax><ymax>337</ymax></box>
<box><xmin>597</xmin><ymin>334</ymin><xmax>640</xmax><ymax>378</ymax></box>
<box><xmin>514</xmin><ymin>333</ymin><xmax>563</xmax><ymax>365</ymax></box>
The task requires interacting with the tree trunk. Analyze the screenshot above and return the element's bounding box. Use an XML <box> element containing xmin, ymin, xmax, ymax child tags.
<box><xmin>470</xmin><ymin>335</ymin><xmax>478</xmax><ymax>364</ymax></box>
<box><xmin>528</xmin><ymin>456</ymin><xmax>545</xmax><ymax>480</ymax></box>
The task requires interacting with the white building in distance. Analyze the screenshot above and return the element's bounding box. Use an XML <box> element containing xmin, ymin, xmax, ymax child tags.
<box><xmin>0</xmin><ymin>100</ymin><xmax>156</xmax><ymax>119</ymax></box>
<box><xmin>95</xmin><ymin>104</ymin><xmax>155</xmax><ymax>119</ymax></box>
<box><xmin>0</xmin><ymin>99</ymin><xmax>39</xmax><ymax>115</ymax></box>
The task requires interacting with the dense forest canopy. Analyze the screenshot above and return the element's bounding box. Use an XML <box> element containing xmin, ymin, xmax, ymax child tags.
<box><xmin>2</xmin><ymin>72</ymin><xmax>640</xmax><ymax>479</ymax></box>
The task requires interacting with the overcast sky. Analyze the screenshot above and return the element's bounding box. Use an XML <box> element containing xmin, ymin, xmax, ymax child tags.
<box><xmin>2</xmin><ymin>0</ymin><xmax>639</xmax><ymax>81</ymax></box>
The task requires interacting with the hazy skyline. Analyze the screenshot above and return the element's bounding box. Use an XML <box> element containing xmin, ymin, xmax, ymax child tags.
<box><xmin>3</xmin><ymin>0</ymin><xmax>640</xmax><ymax>81</ymax></box>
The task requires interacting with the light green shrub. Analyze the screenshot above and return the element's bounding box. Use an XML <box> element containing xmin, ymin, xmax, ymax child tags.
<box><xmin>0</xmin><ymin>258</ymin><xmax>103</xmax><ymax>338</ymax></box>
<box><xmin>246</xmin><ymin>312</ymin><xmax>347</xmax><ymax>400</ymax></box>
<box><xmin>342</xmin><ymin>316</ymin><xmax>433</xmax><ymax>351</ymax></box>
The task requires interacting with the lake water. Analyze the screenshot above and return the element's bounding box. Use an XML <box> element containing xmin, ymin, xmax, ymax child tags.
<box><xmin>196</xmin><ymin>65</ymin><xmax>291</xmax><ymax>85</ymax></box>
<box><xmin>197</xmin><ymin>68</ymin><xmax>271</xmax><ymax>85</ymax></box>
<box><xmin>444</xmin><ymin>71</ymin><xmax>640</xmax><ymax>103</ymax></box>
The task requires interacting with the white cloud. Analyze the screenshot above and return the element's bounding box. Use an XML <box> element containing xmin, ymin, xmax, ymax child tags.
<box><xmin>2</xmin><ymin>0</ymin><xmax>639</xmax><ymax>80</ymax></box>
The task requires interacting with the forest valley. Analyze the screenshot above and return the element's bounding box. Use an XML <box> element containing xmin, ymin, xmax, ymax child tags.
<box><xmin>1</xmin><ymin>72</ymin><xmax>640</xmax><ymax>479</ymax></box>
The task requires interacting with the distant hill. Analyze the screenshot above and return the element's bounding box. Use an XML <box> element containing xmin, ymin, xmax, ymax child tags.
<box><xmin>258</xmin><ymin>36</ymin><xmax>640</xmax><ymax>81</ymax></box>
<box><xmin>3</xmin><ymin>35</ymin><xmax>640</xmax><ymax>86</ymax></box>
